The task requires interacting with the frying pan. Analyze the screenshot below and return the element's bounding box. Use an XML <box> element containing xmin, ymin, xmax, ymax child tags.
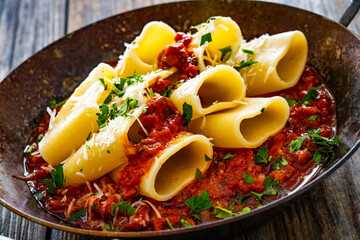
<box><xmin>0</xmin><ymin>0</ymin><xmax>359</xmax><ymax>239</ymax></box>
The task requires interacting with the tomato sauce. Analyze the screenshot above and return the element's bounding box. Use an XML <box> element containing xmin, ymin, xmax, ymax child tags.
<box><xmin>23</xmin><ymin>62</ymin><xmax>336</xmax><ymax>231</ymax></box>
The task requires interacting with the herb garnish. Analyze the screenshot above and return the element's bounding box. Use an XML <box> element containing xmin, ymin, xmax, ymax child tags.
<box><xmin>98</xmin><ymin>78</ymin><xmax>108</xmax><ymax>90</ymax></box>
<box><xmin>26</xmin><ymin>142</ymin><xmax>37</xmax><ymax>154</ymax></box>
<box><xmin>182</xmin><ymin>102</ymin><xmax>193</xmax><ymax>126</ymax></box>
<box><xmin>149</xmin><ymin>88</ymin><xmax>156</xmax><ymax>97</ymax></box>
<box><xmin>254</xmin><ymin>146</ymin><xmax>268</xmax><ymax>164</ymax></box>
<box><xmin>242</xmin><ymin>173</ymin><xmax>255</xmax><ymax>184</ymax></box>
<box><xmin>68</xmin><ymin>209</ymin><xmax>86</xmax><ymax>222</ymax></box>
<box><xmin>271</xmin><ymin>156</ymin><xmax>288</xmax><ymax>170</ymax></box>
<box><xmin>215</xmin><ymin>153</ymin><xmax>236</xmax><ymax>163</ymax></box>
<box><xmin>241</xmin><ymin>48</ymin><xmax>255</xmax><ymax>55</ymax></box>
<box><xmin>166</xmin><ymin>218</ymin><xmax>174</xmax><ymax>229</ymax></box>
<box><xmin>195</xmin><ymin>168</ymin><xmax>202</xmax><ymax>179</ymax></box>
<box><xmin>185</xmin><ymin>190</ymin><xmax>213</xmax><ymax>221</ymax></box>
<box><xmin>49</xmin><ymin>99</ymin><xmax>67</xmax><ymax>108</ymax></box>
<box><xmin>284</xmin><ymin>97</ymin><xmax>298</xmax><ymax>106</ymax></box>
<box><xmin>200</xmin><ymin>33</ymin><xmax>212</xmax><ymax>46</ymax></box>
<box><xmin>289</xmin><ymin>135</ymin><xmax>307</xmax><ymax>153</ymax></box>
<box><xmin>36</xmin><ymin>134</ymin><xmax>44</xmax><ymax>142</ymax></box>
<box><xmin>104</xmin><ymin>224</ymin><xmax>111</xmax><ymax>230</ymax></box>
<box><xmin>302</xmin><ymin>87</ymin><xmax>321</xmax><ymax>105</ymax></box>
<box><xmin>103</xmin><ymin>88</ymin><xmax>126</xmax><ymax>104</ymax></box>
<box><xmin>117</xmin><ymin>203</ymin><xmax>136</xmax><ymax>216</ymax></box>
<box><xmin>204</xmin><ymin>154</ymin><xmax>212</xmax><ymax>161</ymax></box>
<box><xmin>34</xmin><ymin>192</ymin><xmax>44</xmax><ymax>200</ymax></box>
<box><xmin>180</xmin><ymin>218</ymin><xmax>192</xmax><ymax>228</ymax></box>
<box><xmin>308</xmin><ymin>115</ymin><xmax>318</xmax><ymax>121</ymax></box>
<box><xmin>90</xmin><ymin>203</ymin><xmax>97</xmax><ymax>210</ymax></box>
<box><xmin>213</xmin><ymin>206</ymin><xmax>238</xmax><ymax>219</ymax></box>
<box><xmin>44</xmin><ymin>163</ymin><xmax>66</xmax><ymax>195</ymax></box>
<box><xmin>261</xmin><ymin>107</ymin><xmax>265</xmax><ymax>113</ymax></box>
<box><xmin>219</xmin><ymin>46</ymin><xmax>232</xmax><ymax>62</ymax></box>
<box><xmin>161</xmin><ymin>80</ymin><xmax>184</xmax><ymax>98</ymax></box>
<box><xmin>234</xmin><ymin>59</ymin><xmax>258</xmax><ymax>71</ymax></box>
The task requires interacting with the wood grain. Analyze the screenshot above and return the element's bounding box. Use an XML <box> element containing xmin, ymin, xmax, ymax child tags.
<box><xmin>0</xmin><ymin>0</ymin><xmax>67</xmax><ymax>239</ymax></box>
<box><xmin>0</xmin><ymin>0</ymin><xmax>359</xmax><ymax>239</ymax></box>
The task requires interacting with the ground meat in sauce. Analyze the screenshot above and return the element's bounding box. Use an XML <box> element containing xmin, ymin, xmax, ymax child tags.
<box><xmin>23</xmin><ymin>66</ymin><xmax>336</xmax><ymax>231</ymax></box>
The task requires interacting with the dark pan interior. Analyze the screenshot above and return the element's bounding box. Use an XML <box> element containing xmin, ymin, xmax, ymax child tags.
<box><xmin>0</xmin><ymin>1</ymin><xmax>359</xmax><ymax>238</ymax></box>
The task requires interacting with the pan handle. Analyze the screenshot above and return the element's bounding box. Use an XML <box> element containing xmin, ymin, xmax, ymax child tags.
<box><xmin>339</xmin><ymin>0</ymin><xmax>360</xmax><ymax>27</ymax></box>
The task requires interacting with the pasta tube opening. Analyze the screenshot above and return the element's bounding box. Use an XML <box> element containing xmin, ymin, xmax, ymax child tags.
<box><xmin>276</xmin><ymin>33</ymin><xmax>308</xmax><ymax>83</ymax></box>
<box><xmin>240</xmin><ymin>100</ymin><xmax>288</xmax><ymax>143</ymax></box>
<box><xmin>140</xmin><ymin>133</ymin><xmax>213</xmax><ymax>201</ymax></box>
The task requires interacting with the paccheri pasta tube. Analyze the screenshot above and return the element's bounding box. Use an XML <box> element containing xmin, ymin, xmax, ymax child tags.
<box><xmin>192</xmin><ymin>17</ymin><xmax>242</xmax><ymax>71</ymax></box>
<box><xmin>63</xmin><ymin>107</ymin><xmax>144</xmax><ymax>186</ymax></box>
<box><xmin>139</xmin><ymin>132</ymin><xmax>212</xmax><ymax>201</ymax></box>
<box><xmin>188</xmin><ymin>96</ymin><xmax>290</xmax><ymax>148</ymax></box>
<box><xmin>170</xmin><ymin>65</ymin><xmax>246</xmax><ymax>120</ymax></box>
<box><xmin>235</xmin><ymin>31</ymin><xmax>308</xmax><ymax>96</ymax></box>
<box><xmin>39</xmin><ymin>63</ymin><xmax>117</xmax><ymax>166</ymax></box>
<box><xmin>116</xmin><ymin>21</ymin><xmax>176</xmax><ymax>77</ymax></box>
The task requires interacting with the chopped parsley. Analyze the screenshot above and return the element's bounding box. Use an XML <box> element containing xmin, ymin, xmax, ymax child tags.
<box><xmin>302</xmin><ymin>87</ymin><xmax>321</xmax><ymax>105</ymax></box>
<box><xmin>49</xmin><ymin>99</ymin><xmax>67</xmax><ymax>108</ymax></box>
<box><xmin>161</xmin><ymin>80</ymin><xmax>184</xmax><ymax>98</ymax></box>
<box><xmin>219</xmin><ymin>46</ymin><xmax>232</xmax><ymax>62</ymax></box>
<box><xmin>239</xmin><ymin>207</ymin><xmax>251</xmax><ymax>214</ymax></box>
<box><xmin>68</xmin><ymin>209</ymin><xmax>86</xmax><ymax>222</ymax></box>
<box><xmin>86</xmin><ymin>132</ymin><xmax>91</xmax><ymax>141</ymax></box>
<box><xmin>195</xmin><ymin>168</ymin><xmax>202</xmax><ymax>179</ymax></box>
<box><xmin>289</xmin><ymin>135</ymin><xmax>307</xmax><ymax>153</ymax></box>
<box><xmin>241</xmin><ymin>48</ymin><xmax>255</xmax><ymax>54</ymax></box>
<box><xmin>182</xmin><ymin>102</ymin><xmax>193</xmax><ymax>126</ymax></box>
<box><xmin>86</xmin><ymin>145</ymin><xmax>90</xmax><ymax>150</ymax></box>
<box><xmin>213</xmin><ymin>206</ymin><xmax>238</xmax><ymax>219</ymax></box>
<box><xmin>107</xmin><ymin>150</ymin><xmax>110</xmax><ymax>154</ymax></box>
<box><xmin>149</xmin><ymin>88</ymin><xmax>156</xmax><ymax>97</ymax></box>
<box><xmin>200</xmin><ymin>33</ymin><xmax>212</xmax><ymax>46</ymax></box>
<box><xmin>117</xmin><ymin>203</ymin><xmax>136</xmax><ymax>216</ymax></box>
<box><xmin>242</xmin><ymin>173</ymin><xmax>255</xmax><ymax>184</ymax></box>
<box><xmin>308</xmin><ymin>115</ymin><xmax>318</xmax><ymax>121</ymax></box>
<box><xmin>284</xmin><ymin>97</ymin><xmax>299</xmax><ymax>106</ymax></box>
<box><xmin>104</xmin><ymin>224</ymin><xmax>111</xmax><ymax>230</ymax></box>
<box><xmin>180</xmin><ymin>218</ymin><xmax>192</xmax><ymax>228</ymax></box>
<box><xmin>111</xmin><ymin>203</ymin><xmax>116</xmax><ymax>216</ymax></box>
<box><xmin>34</xmin><ymin>192</ymin><xmax>44</xmax><ymax>200</ymax></box>
<box><xmin>185</xmin><ymin>190</ymin><xmax>213</xmax><ymax>221</ymax></box>
<box><xmin>114</xmin><ymin>78</ymin><xmax>127</xmax><ymax>91</ymax></box>
<box><xmin>261</xmin><ymin>107</ymin><xmax>265</xmax><ymax>113</ymax></box>
<box><xmin>103</xmin><ymin>88</ymin><xmax>126</xmax><ymax>104</ymax></box>
<box><xmin>26</xmin><ymin>142</ymin><xmax>37</xmax><ymax>154</ymax></box>
<box><xmin>36</xmin><ymin>134</ymin><xmax>43</xmax><ymax>142</ymax></box>
<box><xmin>254</xmin><ymin>146</ymin><xmax>268</xmax><ymax>164</ymax></box>
<box><xmin>234</xmin><ymin>59</ymin><xmax>258</xmax><ymax>71</ymax></box>
<box><xmin>89</xmin><ymin>200</ymin><xmax>96</xmax><ymax>208</ymax></box>
<box><xmin>215</xmin><ymin>153</ymin><xmax>236</xmax><ymax>163</ymax></box>
<box><xmin>271</xmin><ymin>156</ymin><xmax>288</xmax><ymax>170</ymax></box>
<box><xmin>166</xmin><ymin>218</ymin><xmax>174</xmax><ymax>229</ymax></box>
<box><xmin>204</xmin><ymin>154</ymin><xmax>212</xmax><ymax>161</ymax></box>
<box><xmin>44</xmin><ymin>163</ymin><xmax>66</xmax><ymax>195</ymax></box>
<box><xmin>98</xmin><ymin>78</ymin><xmax>108</xmax><ymax>90</ymax></box>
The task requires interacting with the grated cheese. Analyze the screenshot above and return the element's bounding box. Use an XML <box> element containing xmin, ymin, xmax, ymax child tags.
<box><xmin>142</xmin><ymin>200</ymin><xmax>162</xmax><ymax>219</ymax></box>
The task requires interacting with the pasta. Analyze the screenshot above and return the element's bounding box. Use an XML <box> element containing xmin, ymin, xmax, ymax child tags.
<box><xmin>188</xmin><ymin>97</ymin><xmax>290</xmax><ymax>148</ymax></box>
<box><xmin>22</xmin><ymin>16</ymin><xmax>339</xmax><ymax>232</ymax></box>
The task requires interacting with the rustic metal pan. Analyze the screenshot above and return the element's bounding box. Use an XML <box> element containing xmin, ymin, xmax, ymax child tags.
<box><xmin>0</xmin><ymin>0</ymin><xmax>359</xmax><ymax>239</ymax></box>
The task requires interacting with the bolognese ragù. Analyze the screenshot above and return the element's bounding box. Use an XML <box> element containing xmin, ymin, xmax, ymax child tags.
<box><xmin>21</xmin><ymin>17</ymin><xmax>339</xmax><ymax>231</ymax></box>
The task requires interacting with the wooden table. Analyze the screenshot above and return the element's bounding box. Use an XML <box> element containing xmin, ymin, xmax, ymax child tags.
<box><xmin>0</xmin><ymin>0</ymin><xmax>359</xmax><ymax>239</ymax></box>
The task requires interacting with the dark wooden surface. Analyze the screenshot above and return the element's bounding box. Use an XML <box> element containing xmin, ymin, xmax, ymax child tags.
<box><xmin>0</xmin><ymin>0</ymin><xmax>359</xmax><ymax>239</ymax></box>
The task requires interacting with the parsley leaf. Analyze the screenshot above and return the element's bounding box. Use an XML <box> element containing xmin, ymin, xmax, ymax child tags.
<box><xmin>219</xmin><ymin>46</ymin><xmax>232</xmax><ymax>62</ymax></box>
<box><xmin>241</xmin><ymin>48</ymin><xmax>255</xmax><ymax>54</ymax></box>
<box><xmin>26</xmin><ymin>142</ymin><xmax>37</xmax><ymax>154</ymax></box>
<box><xmin>180</xmin><ymin>218</ymin><xmax>192</xmax><ymax>228</ymax></box>
<box><xmin>166</xmin><ymin>218</ymin><xmax>174</xmax><ymax>229</ymax></box>
<box><xmin>302</xmin><ymin>87</ymin><xmax>321</xmax><ymax>105</ymax></box>
<box><xmin>213</xmin><ymin>206</ymin><xmax>238</xmax><ymax>219</ymax></box>
<box><xmin>36</xmin><ymin>134</ymin><xmax>44</xmax><ymax>142</ymax></box>
<box><xmin>261</xmin><ymin>107</ymin><xmax>265</xmax><ymax>113</ymax></box>
<box><xmin>117</xmin><ymin>203</ymin><xmax>136</xmax><ymax>216</ymax></box>
<box><xmin>161</xmin><ymin>80</ymin><xmax>184</xmax><ymax>98</ymax></box>
<box><xmin>308</xmin><ymin>115</ymin><xmax>318</xmax><ymax>121</ymax></box>
<box><xmin>185</xmin><ymin>190</ymin><xmax>213</xmax><ymax>218</ymax></box>
<box><xmin>239</xmin><ymin>207</ymin><xmax>251</xmax><ymax>214</ymax></box>
<box><xmin>34</xmin><ymin>192</ymin><xmax>44</xmax><ymax>200</ymax></box>
<box><xmin>195</xmin><ymin>168</ymin><xmax>202</xmax><ymax>179</ymax></box>
<box><xmin>254</xmin><ymin>146</ymin><xmax>268</xmax><ymax>164</ymax></box>
<box><xmin>271</xmin><ymin>156</ymin><xmax>288</xmax><ymax>170</ymax></box>
<box><xmin>200</xmin><ymin>33</ymin><xmax>212</xmax><ymax>46</ymax></box>
<box><xmin>182</xmin><ymin>102</ymin><xmax>193</xmax><ymax>126</ymax></box>
<box><xmin>45</xmin><ymin>163</ymin><xmax>66</xmax><ymax>195</ymax></box>
<box><xmin>86</xmin><ymin>132</ymin><xmax>91</xmax><ymax>141</ymax></box>
<box><xmin>104</xmin><ymin>224</ymin><xmax>111</xmax><ymax>230</ymax></box>
<box><xmin>284</xmin><ymin>97</ymin><xmax>299</xmax><ymax>106</ymax></box>
<box><xmin>215</xmin><ymin>153</ymin><xmax>236</xmax><ymax>163</ymax></box>
<box><xmin>149</xmin><ymin>88</ymin><xmax>156</xmax><ymax>97</ymax></box>
<box><xmin>289</xmin><ymin>136</ymin><xmax>307</xmax><ymax>153</ymax></box>
<box><xmin>90</xmin><ymin>203</ymin><xmax>97</xmax><ymax>210</ymax></box>
<box><xmin>98</xmin><ymin>78</ymin><xmax>108</xmax><ymax>90</ymax></box>
<box><xmin>242</xmin><ymin>173</ymin><xmax>255</xmax><ymax>184</ymax></box>
<box><xmin>234</xmin><ymin>59</ymin><xmax>258</xmax><ymax>71</ymax></box>
<box><xmin>205</xmin><ymin>154</ymin><xmax>212</xmax><ymax>161</ymax></box>
<box><xmin>114</xmin><ymin>78</ymin><xmax>127</xmax><ymax>91</ymax></box>
<box><xmin>68</xmin><ymin>209</ymin><xmax>86</xmax><ymax>222</ymax></box>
